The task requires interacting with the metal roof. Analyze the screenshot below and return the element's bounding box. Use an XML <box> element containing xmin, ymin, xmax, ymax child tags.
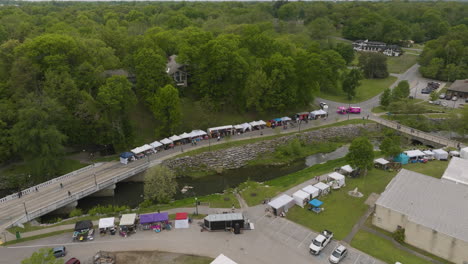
<box><xmin>205</xmin><ymin>213</ymin><xmax>244</xmax><ymax>222</ymax></box>
<box><xmin>376</xmin><ymin>169</ymin><xmax>468</xmax><ymax>243</ymax></box>
<box><xmin>442</xmin><ymin>157</ymin><xmax>468</xmax><ymax>186</ymax></box>
<box><xmin>448</xmin><ymin>79</ymin><xmax>468</xmax><ymax>93</ymax></box>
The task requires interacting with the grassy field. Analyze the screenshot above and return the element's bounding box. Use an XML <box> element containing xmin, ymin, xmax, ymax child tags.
<box><xmin>287</xmin><ymin>168</ymin><xmax>397</xmax><ymax>240</ymax></box>
<box><xmin>371</xmin><ymin>106</ymin><xmax>387</xmax><ymax>113</ymax></box>
<box><xmin>319</xmin><ymin>76</ymin><xmax>397</xmax><ymax>103</ymax></box>
<box><xmin>404</xmin><ymin>160</ymin><xmax>449</xmax><ymax>178</ymax></box>
<box><xmin>387</xmin><ymin>53</ymin><xmax>419</xmax><ymax>74</ymax></box>
<box><xmin>351</xmin><ymin>230</ymin><xmax>430</xmax><ymax>264</ymax></box>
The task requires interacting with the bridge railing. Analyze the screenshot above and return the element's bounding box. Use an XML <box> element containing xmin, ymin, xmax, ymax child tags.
<box><xmin>0</xmin><ymin>163</ymin><xmax>101</xmax><ymax>205</ymax></box>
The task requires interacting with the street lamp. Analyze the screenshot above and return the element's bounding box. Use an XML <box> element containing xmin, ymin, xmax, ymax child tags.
<box><xmin>94</xmin><ymin>173</ymin><xmax>97</xmax><ymax>187</ymax></box>
<box><xmin>23</xmin><ymin>202</ymin><xmax>28</xmax><ymax>221</ymax></box>
<box><xmin>195</xmin><ymin>197</ymin><xmax>198</xmax><ymax>215</ymax></box>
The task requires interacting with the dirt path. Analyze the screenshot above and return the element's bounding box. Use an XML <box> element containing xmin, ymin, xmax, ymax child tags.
<box><xmin>114</xmin><ymin>251</ymin><xmax>212</xmax><ymax>264</ymax></box>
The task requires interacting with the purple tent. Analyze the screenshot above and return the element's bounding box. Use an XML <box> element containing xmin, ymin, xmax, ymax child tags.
<box><xmin>139</xmin><ymin>212</ymin><xmax>169</xmax><ymax>224</ymax></box>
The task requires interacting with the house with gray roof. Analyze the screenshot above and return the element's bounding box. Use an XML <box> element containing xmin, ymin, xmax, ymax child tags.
<box><xmin>447</xmin><ymin>79</ymin><xmax>468</xmax><ymax>99</ymax></box>
<box><xmin>166</xmin><ymin>55</ymin><xmax>188</xmax><ymax>87</ymax></box>
<box><xmin>373</xmin><ymin>169</ymin><xmax>468</xmax><ymax>264</ymax></box>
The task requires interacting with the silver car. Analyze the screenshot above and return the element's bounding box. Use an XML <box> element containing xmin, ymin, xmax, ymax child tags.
<box><xmin>329</xmin><ymin>245</ymin><xmax>347</xmax><ymax>263</ymax></box>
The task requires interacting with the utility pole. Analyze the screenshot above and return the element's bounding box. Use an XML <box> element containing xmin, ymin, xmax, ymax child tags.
<box><xmin>195</xmin><ymin>197</ymin><xmax>198</xmax><ymax>215</ymax></box>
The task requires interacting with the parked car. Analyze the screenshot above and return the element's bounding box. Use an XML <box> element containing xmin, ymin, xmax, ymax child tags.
<box><xmin>319</xmin><ymin>102</ymin><xmax>328</xmax><ymax>111</ymax></box>
<box><xmin>439</xmin><ymin>93</ymin><xmax>446</xmax><ymax>99</ymax></box>
<box><xmin>452</xmin><ymin>96</ymin><xmax>458</xmax><ymax>101</ymax></box>
<box><xmin>53</xmin><ymin>246</ymin><xmax>66</xmax><ymax>258</ymax></box>
<box><xmin>309</xmin><ymin>230</ymin><xmax>334</xmax><ymax>255</ymax></box>
<box><xmin>465</xmin><ymin>98</ymin><xmax>468</xmax><ymax>103</ymax></box>
<box><xmin>441</xmin><ymin>101</ymin><xmax>448</xmax><ymax>107</ymax></box>
<box><xmin>445</xmin><ymin>95</ymin><xmax>452</xmax><ymax>100</ymax></box>
<box><xmin>434</xmin><ymin>100</ymin><xmax>441</xmax><ymax>105</ymax></box>
<box><xmin>329</xmin><ymin>245</ymin><xmax>348</xmax><ymax>263</ymax></box>
<box><xmin>421</xmin><ymin>88</ymin><xmax>430</xmax><ymax>94</ymax></box>
<box><xmin>65</xmin><ymin>258</ymin><xmax>80</xmax><ymax>264</ymax></box>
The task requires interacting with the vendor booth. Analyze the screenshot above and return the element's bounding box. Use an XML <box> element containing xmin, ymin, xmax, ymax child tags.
<box><xmin>175</xmin><ymin>212</ymin><xmax>189</xmax><ymax>229</ymax></box>
<box><xmin>169</xmin><ymin>135</ymin><xmax>182</xmax><ymax>143</ymax></box>
<box><xmin>208</xmin><ymin>125</ymin><xmax>234</xmax><ymax>137</ymax></box>
<box><xmin>292</xmin><ymin>190</ymin><xmax>310</xmax><ymax>208</ymax></box>
<box><xmin>308</xmin><ymin>199</ymin><xmax>324</xmax><ymax>214</ymax></box>
<box><xmin>268</xmin><ymin>194</ymin><xmax>295</xmax><ymax>216</ymax></box>
<box><xmin>461</xmin><ymin>147</ymin><xmax>468</xmax><ymax>159</ymax></box>
<box><xmin>203</xmin><ymin>213</ymin><xmax>245</xmax><ymax>232</ymax></box>
<box><xmin>404</xmin><ymin>150</ymin><xmax>426</xmax><ymax>162</ymax></box>
<box><xmin>211</xmin><ymin>254</ymin><xmax>237</xmax><ymax>264</ymax></box>
<box><xmin>450</xmin><ymin>150</ymin><xmax>460</xmax><ymax>157</ymax></box>
<box><xmin>234</xmin><ymin>123</ymin><xmax>252</xmax><ymax>133</ymax></box>
<box><xmin>119</xmin><ymin>213</ymin><xmax>137</xmax><ymax>237</ymax></box>
<box><xmin>119</xmin><ymin>152</ymin><xmax>134</xmax><ymax>165</ymax></box>
<box><xmin>433</xmin><ymin>149</ymin><xmax>449</xmax><ymax>160</ymax></box>
<box><xmin>423</xmin><ymin>150</ymin><xmax>435</xmax><ymax>160</ymax></box>
<box><xmin>374</xmin><ymin>158</ymin><xmax>390</xmax><ymax>169</ymax></box>
<box><xmin>131</xmin><ymin>144</ymin><xmax>154</xmax><ymax>159</ymax></box>
<box><xmin>149</xmin><ymin>141</ymin><xmax>163</xmax><ymax>151</ymax></box>
<box><xmin>296</xmin><ymin>112</ymin><xmax>311</xmax><ymax>120</ymax></box>
<box><xmin>160</xmin><ymin>138</ymin><xmax>173</xmax><ymax>146</ymax></box>
<box><xmin>314</xmin><ymin>182</ymin><xmax>331</xmax><ymax>196</ymax></box>
<box><xmin>302</xmin><ymin>185</ymin><xmax>319</xmax><ymax>199</ymax></box>
<box><xmin>339</xmin><ymin>165</ymin><xmax>354</xmax><ymax>175</ymax></box>
<box><xmin>248</xmin><ymin>120</ymin><xmax>266</xmax><ymax>130</ymax></box>
<box><xmin>139</xmin><ymin>212</ymin><xmax>169</xmax><ymax>231</ymax></box>
<box><xmin>73</xmin><ymin>220</ymin><xmax>94</xmax><ymax>242</ymax></box>
<box><xmin>310</xmin><ymin>109</ymin><xmax>327</xmax><ymax>119</ymax></box>
<box><xmin>393</xmin><ymin>153</ymin><xmax>409</xmax><ymax>165</ymax></box>
<box><xmin>98</xmin><ymin>217</ymin><xmax>115</xmax><ymax>235</ymax></box>
<box><xmin>281</xmin><ymin>116</ymin><xmax>292</xmax><ymax>122</ymax></box>
<box><xmin>327</xmin><ymin>172</ymin><xmax>346</xmax><ymax>189</ymax></box>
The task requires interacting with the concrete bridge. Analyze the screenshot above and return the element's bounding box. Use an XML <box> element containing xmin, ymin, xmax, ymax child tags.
<box><xmin>0</xmin><ymin>115</ymin><xmax>461</xmax><ymax>242</ymax></box>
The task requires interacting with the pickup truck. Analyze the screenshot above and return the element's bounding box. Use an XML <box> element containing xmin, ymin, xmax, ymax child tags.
<box><xmin>309</xmin><ymin>230</ymin><xmax>334</xmax><ymax>255</ymax></box>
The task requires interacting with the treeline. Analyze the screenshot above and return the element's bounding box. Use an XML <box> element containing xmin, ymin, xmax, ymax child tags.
<box><xmin>0</xmin><ymin>1</ymin><xmax>466</xmax><ymax>181</ymax></box>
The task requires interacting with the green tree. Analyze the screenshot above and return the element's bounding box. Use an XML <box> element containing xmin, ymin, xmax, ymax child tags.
<box><xmin>342</xmin><ymin>69</ymin><xmax>363</xmax><ymax>100</ymax></box>
<box><xmin>244</xmin><ymin>69</ymin><xmax>271</xmax><ymax>112</ymax></box>
<box><xmin>380</xmin><ymin>88</ymin><xmax>392</xmax><ymax>108</ymax></box>
<box><xmin>22</xmin><ymin>248</ymin><xmax>64</xmax><ymax>264</ymax></box>
<box><xmin>307</xmin><ymin>17</ymin><xmax>334</xmax><ymax>40</ymax></box>
<box><xmin>346</xmin><ymin>137</ymin><xmax>374</xmax><ymax>176</ymax></box>
<box><xmin>334</xmin><ymin>43</ymin><xmax>355</xmax><ymax>65</ymax></box>
<box><xmin>150</xmin><ymin>84</ymin><xmax>182</xmax><ymax>137</ymax></box>
<box><xmin>380</xmin><ymin>134</ymin><xmax>402</xmax><ymax>158</ymax></box>
<box><xmin>359</xmin><ymin>53</ymin><xmax>389</xmax><ymax>79</ymax></box>
<box><xmin>392</xmin><ymin>81</ymin><xmax>410</xmax><ymax>100</ymax></box>
<box><xmin>133</xmin><ymin>48</ymin><xmax>170</xmax><ymax>99</ymax></box>
<box><xmin>429</xmin><ymin>91</ymin><xmax>438</xmax><ymax>101</ymax></box>
<box><xmin>144</xmin><ymin>165</ymin><xmax>177</xmax><ymax>203</ymax></box>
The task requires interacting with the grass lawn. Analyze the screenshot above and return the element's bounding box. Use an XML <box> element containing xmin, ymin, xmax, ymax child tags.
<box><xmin>319</xmin><ymin>76</ymin><xmax>397</xmax><ymax>103</ymax></box>
<box><xmin>387</xmin><ymin>54</ymin><xmax>419</xmax><ymax>74</ymax></box>
<box><xmin>404</xmin><ymin>160</ymin><xmax>449</xmax><ymax>178</ymax></box>
<box><xmin>2</xmin><ymin>229</ymin><xmax>73</xmax><ymax>246</ymax></box>
<box><xmin>371</xmin><ymin>106</ymin><xmax>387</xmax><ymax>113</ymax></box>
<box><xmin>287</xmin><ymin>168</ymin><xmax>397</xmax><ymax>240</ymax></box>
<box><xmin>351</xmin><ymin>230</ymin><xmax>430</xmax><ymax>264</ymax></box>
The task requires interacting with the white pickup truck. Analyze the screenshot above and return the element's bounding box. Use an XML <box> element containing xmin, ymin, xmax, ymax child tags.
<box><xmin>309</xmin><ymin>230</ymin><xmax>334</xmax><ymax>255</ymax></box>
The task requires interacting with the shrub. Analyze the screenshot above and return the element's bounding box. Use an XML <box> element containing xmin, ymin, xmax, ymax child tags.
<box><xmin>139</xmin><ymin>199</ymin><xmax>153</xmax><ymax>209</ymax></box>
<box><xmin>393</xmin><ymin>228</ymin><xmax>406</xmax><ymax>243</ymax></box>
<box><xmin>88</xmin><ymin>205</ymin><xmax>129</xmax><ymax>216</ymax></box>
<box><xmin>69</xmin><ymin>208</ymin><xmax>83</xmax><ymax>218</ymax></box>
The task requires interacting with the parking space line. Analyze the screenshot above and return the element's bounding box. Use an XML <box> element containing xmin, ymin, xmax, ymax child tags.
<box><xmin>285</xmin><ymin>225</ymin><xmax>299</xmax><ymax>242</ymax></box>
<box><xmin>255</xmin><ymin>213</ymin><xmax>268</xmax><ymax>223</ymax></box>
<box><xmin>297</xmin><ymin>232</ymin><xmax>312</xmax><ymax>248</ymax></box>
<box><xmin>269</xmin><ymin>216</ymin><xmax>280</xmax><ymax>225</ymax></box>
<box><xmin>353</xmin><ymin>254</ymin><xmax>361</xmax><ymax>264</ymax></box>
<box><xmin>276</xmin><ymin>220</ymin><xmax>289</xmax><ymax>235</ymax></box>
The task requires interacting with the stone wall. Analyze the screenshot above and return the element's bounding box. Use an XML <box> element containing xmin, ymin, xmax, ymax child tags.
<box><xmin>162</xmin><ymin>124</ymin><xmax>380</xmax><ymax>173</ymax></box>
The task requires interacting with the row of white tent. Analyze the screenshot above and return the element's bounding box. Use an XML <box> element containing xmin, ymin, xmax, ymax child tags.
<box><xmin>208</xmin><ymin>121</ymin><xmax>267</xmax><ymax>134</ymax></box>
<box><xmin>129</xmin><ymin>130</ymin><xmax>208</xmax><ymax>155</ymax></box>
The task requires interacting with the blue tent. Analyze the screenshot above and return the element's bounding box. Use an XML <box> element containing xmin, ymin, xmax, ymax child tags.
<box><xmin>120</xmin><ymin>152</ymin><xmax>134</xmax><ymax>159</ymax></box>
<box><xmin>273</xmin><ymin>118</ymin><xmax>282</xmax><ymax>122</ymax></box>
<box><xmin>394</xmin><ymin>153</ymin><xmax>409</xmax><ymax>165</ymax></box>
<box><xmin>309</xmin><ymin>199</ymin><xmax>324</xmax><ymax>208</ymax></box>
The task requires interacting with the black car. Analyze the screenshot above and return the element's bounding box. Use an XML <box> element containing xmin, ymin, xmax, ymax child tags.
<box><xmin>421</xmin><ymin>88</ymin><xmax>430</xmax><ymax>94</ymax></box>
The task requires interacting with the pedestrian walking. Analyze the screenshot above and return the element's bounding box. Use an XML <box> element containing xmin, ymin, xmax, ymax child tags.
<box><xmin>60</xmin><ymin>183</ymin><xmax>63</xmax><ymax>188</ymax></box>
<box><xmin>35</xmin><ymin>187</ymin><xmax>38</xmax><ymax>192</ymax></box>
<box><xmin>68</xmin><ymin>191</ymin><xmax>71</xmax><ymax>196</ymax></box>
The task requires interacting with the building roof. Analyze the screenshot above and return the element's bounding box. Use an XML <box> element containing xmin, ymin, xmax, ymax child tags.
<box><xmin>268</xmin><ymin>194</ymin><xmax>294</xmax><ymax>209</ymax></box>
<box><xmin>448</xmin><ymin>79</ymin><xmax>468</xmax><ymax>93</ymax></box>
<box><xmin>166</xmin><ymin>55</ymin><xmax>185</xmax><ymax>75</ymax></box>
<box><xmin>441</xmin><ymin>157</ymin><xmax>468</xmax><ymax>186</ymax></box>
<box><xmin>205</xmin><ymin>213</ymin><xmax>244</xmax><ymax>222</ymax></box>
<box><xmin>211</xmin><ymin>254</ymin><xmax>237</xmax><ymax>264</ymax></box>
<box><xmin>376</xmin><ymin>169</ymin><xmax>468</xmax><ymax>243</ymax></box>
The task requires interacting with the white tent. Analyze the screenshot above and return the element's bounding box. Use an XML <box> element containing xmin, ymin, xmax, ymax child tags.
<box><xmin>450</xmin><ymin>150</ymin><xmax>460</xmax><ymax>157</ymax></box>
<box><xmin>292</xmin><ymin>190</ymin><xmax>310</xmax><ymax>208</ymax></box>
<box><xmin>433</xmin><ymin>149</ymin><xmax>449</xmax><ymax>160</ymax></box>
<box><xmin>131</xmin><ymin>144</ymin><xmax>153</xmax><ymax>154</ymax></box>
<box><xmin>189</xmin><ymin>130</ymin><xmax>207</xmax><ymax>138</ymax></box>
<box><xmin>208</xmin><ymin>125</ymin><xmax>233</xmax><ymax>133</ymax></box>
<box><xmin>302</xmin><ymin>185</ymin><xmax>319</xmax><ymax>199</ymax></box>
<box><xmin>374</xmin><ymin>158</ymin><xmax>389</xmax><ymax>165</ymax></box>
<box><xmin>179</xmin><ymin>132</ymin><xmax>191</xmax><ymax>139</ymax></box>
<box><xmin>281</xmin><ymin>116</ymin><xmax>292</xmax><ymax>121</ymax></box>
<box><xmin>404</xmin><ymin>150</ymin><xmax>426</xmax><ymax>158</ymax></box>
<box><xmin>441</xmin><ymin>157</ymin><xmax>468</xmax><ymax>186</ymax></box>
<box><xmin>327</xmin><ymin>172</ymin><xmax>346</xmax><ymax>188</ymax></box>
<box><xmin>169</xmin><ymin>135</ymin><xmax>182</xmax><ymax>142</ymax></box>
<box><xmin>98</xmin><ymin>217</ymin><xmax>115</xmax><ymax>229</ymax></box>
<box><xmin>340</xmin><ymin>165</ymin><xmax>353</xmax><ymax>174</ymax></box>
<box><xmin>423</xmin><ymin>150</ymin><xmax>434</xmax><ymax>160</ymax></box>
<box><xmin>257</xmin><ymin>120</ymin><xmax>266</xmax><ymax>125</ymax></box>
<box><xmin>119</xmin><ymin>213</ymin><xmax>136</xmax><ymax>226</ymax></box>
<box><xmin>211</xmin><ymin>254</ymin><xmax>237</xmax><ymax>264</ymax></box>
<box><xmin>461</xmin><ymin>147</ymin><xmax>468</xmax><ymax>159</ymax></box>
<box><xmin>150</xmin><ymin>141</ymin><xmax>162</xmax><ymax>148</ymax></box>
<box><xmin>314</xmin><ymin>182</ymin><xmax>331</xmax><ymax>196</ymax></box>
<box><xmin>160</xmin><ymin>138</ymin><xmax>173</xmax><ymax>145</ymax></box>
<box><xmin>268</xmin><ymin>194</ymin><xmax>295</xmax><ymax>215</ymax></box>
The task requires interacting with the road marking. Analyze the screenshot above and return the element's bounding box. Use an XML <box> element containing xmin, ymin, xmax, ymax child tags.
<box><xmin>269</xmin><ymin>216</ymin><xmax>280</xmax><ymax>225</ymax></box>
<box><xmin>297</xmin><ymin>231</ymin><xmax>312</xmax><ymax>248</ymax></box>
<box><xmin>275</xmin><ymin>220</ymin><xmax>289</xmax><ymax>235</ymax></box>
<box><xmin>255</xmin><ymin>213</ymin><xmax>268</xmax><ymax>223</ymax></box>
<box><xmin>285</xmin><ymin>225</ymin><xmax>299</xmax><ymax>242</ymax></box>
<box><xmin>353</xmin><ymin>254</ymin><xmax>361</xmax><ymax>264</ymax></box>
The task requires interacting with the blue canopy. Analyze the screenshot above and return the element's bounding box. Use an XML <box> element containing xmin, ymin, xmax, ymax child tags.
<box><xmin>273</xmin><ymin>118</ymin><xmax>282</xmax><ymax>122</ymax></box>
<box><xmin>120</xmin><ymin>152</ymin><xmax>134</xmax><ymax>159</ymax></box>
<box><xmin>394</xmin><ymin>153</ymin><xmax>409</xmax><ymax>165</ymax></box>
<box><xmin>309</xmin><ymin>199</ymin><xmax>323</xmax><ymax>208</ymax></box>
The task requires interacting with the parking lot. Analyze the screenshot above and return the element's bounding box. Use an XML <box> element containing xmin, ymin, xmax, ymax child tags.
<box><xmin>252</xmin><ymin>208</ymin><xmax>384</xmax><ymax>264</ymax></box>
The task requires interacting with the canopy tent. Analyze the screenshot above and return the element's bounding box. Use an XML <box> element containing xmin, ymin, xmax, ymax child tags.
<box><xmin>234</xmin><ymin>123</ymin><xmax>252</xmax><ymax>132</ymax></box>
<box><xmin>404</xmin><ymin>149</ymin><xmax>426</xmax><ymax>158</ymax></box>
<box><xmin>175</xmin><ymin>212</ymin><xmax>189</xmax><ymax>229</ymax></box>
<box><xmin>119</xmin><ymin>152</ymin><xmax>134</xmax><ymax>164</ymax></box>
<box><xmin>139</xmin><ymin>212</ymin><xmax>169</xmax><ymax>224</ymax></box>
<box><xmin>204</xmin><ymin>213</ymin><xmax>245</xmax><ymax>231</ymax></box>
<box><xmin>393</xmin><ymin>153</ymin><xmax>409</xmax><ymax>165</ymax></box>
<box><xmin>461</xmin><ymin>147</ymin><xmax>468</xmax><ymax>159</ymax></box>
<box><xmin>249</xmin><ymin>120</ymin><xmax>266</xmax><ymax>127</ymax></box>
<box><xmin>273</xmin><ymin>118</ymin><xmax>282</xmax><ymax>122</ymax></box>
<box><xmin>281</xmin><ymin>116</ymin><xmax>292</xmax><ymax>121</ymax></box>
<box><xmin>131</xmin><ymin>144</ymin><xmax>153</xmax><ymax>154</ymax></box>
<box><xmin>190</xmin><ymin>129</ymin><xmax>207</xmax><ymax>137</ymax></box>
<box><xmin>423</xmin><ymin>150</ymin><xmax>434</xmax><ymax>159</ymax></box>
<box><xmin>119</xmin><ymin>213</ymin><xmax>137</xmax><ymax>226</ymax></box>
<box><xmin>313</xmin><ymin>182</ymin><xmax>330</xmax><ymax>196</ymax></box>
<box><xmin>211</xmin><ymin>254</ymin><xmax>237</xmax><ymax>264</ymax></box>
<box><xmin>292</xmin><ymin>190</ymin><xmax>310</xmax><ymax>208</ymax></box>
<box><xmin>268</xmin><ymin>194</ymin><xmax>295</xmax><ymax>216</ymax></box>
<box><xmin>75</xmin><ymin>220</ymin><xmax>93</xmax><ymax>231</ymax></box>
<box><xmin>208</xmin><ymin>125</ymin><xmax>233</xmax><ymax>133</ymax></box>
<box><xmin>340</xmin><ymin>165</ymin><xmax>354</xmax><ymax>175</ymax></box>
<box><xmin>309</xmin><ymin>199</ymin><xmax>324</xmax><ymax>208</ymax></box>
<box><xmin>433</xmin><ymin>149</ymin><xmax>449</xmax><ymax>160</ymax></box>
<box><xmin>450</xmin><ymin>150</ymin><xmax>460</xmax><ymax>157</ymax></box>
<box><xmin>302</xmin><ymin>185</ymin><xmax>319</xmax><ymax>199</ymax></box>
<box><xmin>169</xmin><ymin>135</ymin><xmax>182</xmax><ymax>142</ymax></box>
<box><xmin>374</xmin><ymin>158</ymin><xmax>389</xmax><ymax>165</ymax></box>
<box><xmin>179</xmin><ymin>132</ymin><xmax>191</xmax><ymax>139</ymax></box>
<box><xmin>150</xmin><ymin>141</ymin><xmax>162</xmax><ymax>148</ymax></box>
<box><xmin>98</xmin><ymin>217</ymin><xmax>115</xmax><ymax>229</ymax></box>
<box><xmin>327</xmin><ymin>172</ymin><xmax>346</xmax><ymax>188</ymax></box>
<box><xmin>160</xmin><ymin>138</ymin><xmax>173</xmax><ymax>145</ymax></box>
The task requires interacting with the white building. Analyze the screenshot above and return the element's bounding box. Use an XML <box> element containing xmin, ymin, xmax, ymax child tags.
<box><xmin>373</xmin><ymin>169</ymin><xmax>468</xmax><ymax>264</ymax></box>
<box><xmin>441</xmin><ymin>157</ymin><xmax>468</xmax><ymax>186</ymax></box>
